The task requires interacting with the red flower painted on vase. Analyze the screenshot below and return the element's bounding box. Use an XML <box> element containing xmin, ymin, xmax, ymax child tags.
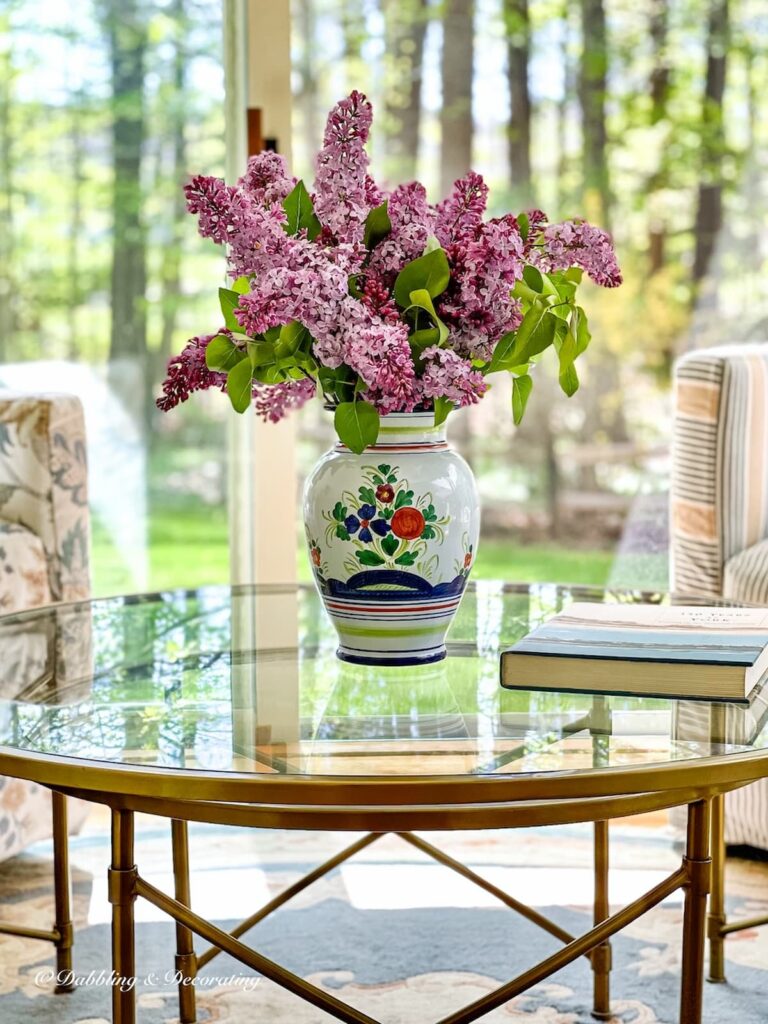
<box><xmin>464</xmin><ymin>552</ymin><xmax>472</xmax><ymax>568</ymax></box>
<box><xmin>311</xmin><ymin>547</ymin><xmax>322</xmax><ymax>567</ymax></box>
<box><xmin>375</xmin><ymin>483</ymin><xmax>395</xmax><ymax>504</ymax></box>
<box><xmin>391</xmin><ymin>507</ymin><xmax>426</xmax><ymax>540</ymax></box>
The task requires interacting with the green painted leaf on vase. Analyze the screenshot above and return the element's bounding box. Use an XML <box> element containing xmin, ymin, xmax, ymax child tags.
<box><xmin>356</xmin><ymin>550</ymin><xmax>386</xmax><ymax>566</ymax></box>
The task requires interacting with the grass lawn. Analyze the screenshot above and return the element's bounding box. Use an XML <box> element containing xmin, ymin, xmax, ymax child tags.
<box><xmin>92</xmin><ymin>503</ymin><xmax>614</xmax><ymax>596</ymax></box>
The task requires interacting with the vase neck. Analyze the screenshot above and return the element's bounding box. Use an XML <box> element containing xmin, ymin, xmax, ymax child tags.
<box><xmin>335</xmin><ymin>412</ymin><xmax>448</xmax><ymax>452</ymax></box>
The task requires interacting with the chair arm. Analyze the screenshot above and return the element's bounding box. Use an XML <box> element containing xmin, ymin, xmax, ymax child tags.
<box><xmin>671</xmin><ymin>344</ymin><xmax>768</xmax><ymax>598</ymax></box>
<box><xmin>0</xmin><ymin>394</ymin><xmax>90</xmax><ymax>603</ymax></box>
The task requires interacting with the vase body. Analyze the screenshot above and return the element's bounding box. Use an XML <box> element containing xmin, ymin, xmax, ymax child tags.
<box><xmin>303</xmin><ymin>411</ymin><xmax>479</xmax><ymax>665</ymax></box>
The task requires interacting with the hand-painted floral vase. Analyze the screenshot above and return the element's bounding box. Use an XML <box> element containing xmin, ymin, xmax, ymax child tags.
<box><xmin>303</xmin><ymin>411</ymin><xmax>479</xmax><ymax>665</ymax></box>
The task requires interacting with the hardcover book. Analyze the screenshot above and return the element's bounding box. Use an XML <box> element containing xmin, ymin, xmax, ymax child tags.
<box><xmin>500</xmin><ymin>603</ymin><xmax>768</xmax><ymax>703</ymax></box>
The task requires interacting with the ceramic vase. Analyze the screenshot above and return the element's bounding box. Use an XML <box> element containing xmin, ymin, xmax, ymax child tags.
<box><xmin>303</xmin><ymin>411</ymin><xmax>479</xmax><ymax>665</ymax></box>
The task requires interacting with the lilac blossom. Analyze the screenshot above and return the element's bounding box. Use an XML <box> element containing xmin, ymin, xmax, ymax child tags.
<box><xmin>238</xmin><ymin>151</ymin><xmax>296</xmax><ymax>208</ymax></box>
<box><xmin>439</xmin><ymin>215</ymin><xmax>525</xmax><ymax>360</ymax></box>
<box><xmin>368</xmin><ymin>182</ymin><xmax>436</xmax><ymax>278</ymax></box>
<box><xmin>184</xmin><ymin>176</ymin><xmax>240</xmax><ymax>245</ymax></box>
<box><xmin>156</xmin><ymin>333</ymin><xmax>227</xmax><ymax>411</ymax></box>
<box><xmin>535</xmin><ymin>220</ymin><xmax>623</xmax><ymax>287</ymax></box>
<box><xmin>314</xmin><ymin>91</ymin><xmax>376</xmax><ymax>246</ymax></box>
<box><xmin>252</xmin><ymin>377</ymin><xmax>316</xmax><ymax>423</ymax></box>
<box><xmin>419</xmin><ymin>347</ymin><xmax>488</xmax><ymax>407</ymax></box>
<box><xmin>160</xmin><ymin>92</ymin><xmax>623</xmax><ymax>427</ymax></box>
<box><xmin>434</xmin><ymin>171</ymin><xmax>489</xmax><ymax>246</ymax></box>
<box><xmin>344</xmin><ymin>321</ymin><xmax>418</xmax><ymax>415</ymax></box>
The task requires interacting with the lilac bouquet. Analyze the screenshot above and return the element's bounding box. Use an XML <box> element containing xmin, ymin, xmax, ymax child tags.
<box><xmin>158</xmin><ymin>91</ymin><xmax>621</xmax><ymax>452</ymax></box>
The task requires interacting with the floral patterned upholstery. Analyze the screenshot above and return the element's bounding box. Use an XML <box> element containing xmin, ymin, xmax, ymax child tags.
<box><xmin>0</xmin><ymin>393</ymin><xmax>91</xmax><ymax>861</ymax></box>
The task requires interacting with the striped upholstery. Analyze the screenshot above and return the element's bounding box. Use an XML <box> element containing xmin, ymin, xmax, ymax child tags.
<box><xmin>671</xmin><ymin>345</ymin><xmax>768</xmax><ymax>598</ymax></box>
<box><xmin>671</xmin><ymin>344</ymin><xmax>768</xmax><ymax>850</ymax></box>
<box><xmin>724</xmin><ymin>539</ymin><xmax>768</xmax><ymax>604</ymax></box>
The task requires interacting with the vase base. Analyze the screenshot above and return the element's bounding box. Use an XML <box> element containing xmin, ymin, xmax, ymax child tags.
<box><xmin>336</xmin><ymin>645</ymin><xmax>447</xmax><ymax>667</ymax></box>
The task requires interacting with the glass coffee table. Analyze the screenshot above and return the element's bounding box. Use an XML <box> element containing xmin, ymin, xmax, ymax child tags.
<box><xmin>0</xmin><ymin>582</ymin><xmax>766</xmax><ymax>1024</ymax></box>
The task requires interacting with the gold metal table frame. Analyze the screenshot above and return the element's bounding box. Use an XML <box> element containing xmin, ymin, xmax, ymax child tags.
<box><xmin>2</xmin><ymin>746</ymin><xmax>767</xmax><ymax>1024</ymax></box>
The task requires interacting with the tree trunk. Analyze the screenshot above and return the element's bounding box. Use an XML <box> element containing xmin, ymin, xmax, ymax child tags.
<box><xmin>647</xmin><ymin>0</ymin><xmax>669</xmax><ymax>275</ymax></box>
<box><xmin>692</xmin><ymin>0</ymin><xmax>729</xmax><ymax>286</ymax></box>
<box><xmin>157</xmin><ymin>0</ymin><xmax>187</xmax><ymax>383</ymax></box>
<box><xmin>382</xmin><ymin>0</ymin><xmax>429</xmax><ymax>183</ymax></box>
<box><xmin>439</xmin><ymin>0</ymin><xmax>474</xmax><ymax>199</ymax></box>
<box><xmin>555</xmin><ymin>4</ymin><xmax>575</xmax><ymax>216</ymax></box>
<box><xmin>105</xmin><ymin>0</ymin><xmax>148</xmax><ymax>368</ymax></box>
<box><xmin>67</xmin><ymin>89</ymin><xmax>85</xmax><ymax>358</ymax></box>
<box><xmin>504</xmin><ymin>0</ymin><xmax>533</xmax><ymax>207</ymax></box>
<box><xmin>578</xmin><ymin>0</ymin><xmax>610</xmax><ymax>225</ymax></box>
<box><xmin>0</xmin><ymin>28</ymin><xmax>15</xmax><ymax>361</ymax></box>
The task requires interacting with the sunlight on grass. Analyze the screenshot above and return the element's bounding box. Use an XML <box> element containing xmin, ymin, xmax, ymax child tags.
<box><xmin>92</xmin><ymin>502</ymin><xmax>613</xmax><ymax>596</ymax></box>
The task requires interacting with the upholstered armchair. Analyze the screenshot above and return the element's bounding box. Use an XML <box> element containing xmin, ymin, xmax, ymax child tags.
<box><xmin>671</xmin><ymin>344</ymin><xmax>768</xmax><ymax>853</ymax></box>
<box><xmin>0</xmin><ymin>393</ymin><xmax>91</xmax><ymax>983</ymax></box>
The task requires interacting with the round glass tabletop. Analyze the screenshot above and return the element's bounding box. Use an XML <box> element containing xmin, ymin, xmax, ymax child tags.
<box><xmin>0</xmin><ymin>582</ymin><xmax>765</xmax><ymax>784</ymax></box>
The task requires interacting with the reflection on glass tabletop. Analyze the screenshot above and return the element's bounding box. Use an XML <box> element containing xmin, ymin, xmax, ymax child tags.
<box><xmin>0</xmin><ymin>582</ymin><xmax>764</xmax><ymax>778</ymax></box>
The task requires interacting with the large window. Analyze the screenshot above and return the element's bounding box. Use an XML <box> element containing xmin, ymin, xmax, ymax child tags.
<box><xmin>290</xmin><ymin>0</ymin><xmax>768</xmax><ymax>590</ymax></box>
<box><xmin>1</xmin><ymin>0</ymin><xmax>228</xmax><ymax>595</ymax></box>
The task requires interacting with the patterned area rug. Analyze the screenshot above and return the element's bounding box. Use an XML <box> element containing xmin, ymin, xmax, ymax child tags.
<box><xmin>0</xmin><ymin>811</ymin><xmax>766</xmax><ymax>1023</ymax></box>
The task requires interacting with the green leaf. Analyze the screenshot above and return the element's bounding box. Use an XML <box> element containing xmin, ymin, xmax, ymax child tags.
<box><xmin>522</xmin><ymin>265</ymin><xmax>543</xmax><ymax>292</ymax></box>
<box><xmin>405</xmin><ymin>288</ymin><xmax>449</xmax><ymax>344</ymax></box>
<box><xmin>557</xmin><ymin>327</ymin><xmax>580</xmax><ymax>397</ymax></box>
<box><xmin>205</xmin><ymin>335</ymin><xmax>247</xmax><ymax>372</ymax></box>
<box><xmin>275</xmin><ymin>320</ymin><xmax>309</xmax><ymax>359</ymax></box>
<box><xmin>335</xmin><ymin>525</ymin><xmax>350</xmax><ymax>541</ymax></box>
<box><xmin>334</xmin><ymin>400</ymin><xmax>380</xmax><ymax>454</ymax></box>
<box><xmin>518</xmin><ymin>212</ymin><xmax>529</xmax><ymax>241</ymax></box>
<box><xmin>573</xmin><ymin>305</ymin><xmax>591</xmax><ymax>356</ymax></box>
<box><xmin>232</xmin><ymin>275</ymin><xmax>250</xmax><ymax>294</ymax></box>
<box><xmin>248</xmin><ymin>340</ymin><xmax>282</xmax><ymax>383</ymax></box>
<box><xmin>511</xmin><ymin>373</ymin><xmax>533</xmax><ymax>425</ymax></box>
<box><xmin>377</xmin><ymin>464</ymin><xmax>391</xmax><ymax>474</ymax></box>
<box><xmin>506</xmin><ymin>305</ymin><xmax>558</xmax><ymax>366</ymax></box>
<box><xmin>395</xmin><ymin>489</ymin><xmax>414</xmax><ymax>509</ymax></box>
<box><xmin>226</xmin><ymin>357</ymin><xmax>254</xmax><ymax>413</ymax></box>
<box><xmin>421</xmin><ymin>525</ymin><xmax>436</xmax><ymax>539</ymax></box>
<box><xmin>363</xmin><ymin>201</ymin><xmax>391</xmax><ymax>249</ymax></box>
<box><xmin>359</xmin><ymin>485</ymin><xmax>376</xmax><ymax>505</ymax></box>
<box><xmin>332</xmin><ymin>501</ymin><xmax>347</xmax><ymax>522</ymax></box>
<box><xmin>393</xmin><ymin>248</ymin><xmax>451</xmax><ymax>307</ymax></box>
<box><xmin>409</xmin><ymin>328</ymin><xmax>441</xmax><ymax>361</ymax></box>
<box><xmin>433</xmin><ymin>396</ymin><xmax>454</xmax><ymax>427</ymax></box>
<box><xmin>282</xmin><ymin>180</ymin><xmax>321</xmax><ymax>239</ymax></box>
<box><xmin>356</xmin><ymin>550</ymin><xmax>386</xmax><ymax>567</ymax></box>
<box><xmin>219</xmin><ymin>288</ymin><xmax>242</xmax><ymax>333</ymax></box>
<box><xmin>560</xmin><ymin>361</ymin><xmax>579</xmax><ymax>396</ymax></box>
<box><xmin>394</xmin><ymin>551</ymin><xmax>418</xmax><ymax>566</ymax></box>
<box><xmin>382</xmin><ymin>534</ymin><xmax>399</xmax><ymax>557</ymax></box>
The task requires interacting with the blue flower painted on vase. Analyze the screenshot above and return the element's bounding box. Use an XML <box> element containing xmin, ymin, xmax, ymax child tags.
<box><xmin>343</xmin><ymin>504</ymin><xmax>391</xmax><ymax>543</ymax></box>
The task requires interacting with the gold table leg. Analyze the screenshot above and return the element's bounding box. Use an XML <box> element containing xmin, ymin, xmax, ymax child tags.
<box><xmin>680</xmin><ymin>800</ymin><xmax>711</xmax><ymax>1024</ymax></box>
<box><xmin>707</xmin><ymin>793</ymin><xmax>726</xmax><ymax>983</ymax></box>
<box><xmin>52</xmin><ymin>792</ymin><xmax>75</xmax><ymax>992</ymax></box>
<box><xmin>172</xmin><ymin>819</ymin><xmax>198</xmax><ymax>1023</ymax></box>
<box><xmin>109</xmin><ymin>809</ymin><xmax>137</xmax><ymax>1024</ymax></box>
<box><xmin>592</xmin><ymin>819</ymin><xmax>612</xmax><ymax>1020</ymax></box>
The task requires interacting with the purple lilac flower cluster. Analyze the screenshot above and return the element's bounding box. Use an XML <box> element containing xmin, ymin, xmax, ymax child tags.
<box><xmin>158</xmin><ymin>91</ymin><xmax>622</xmax><ymax>428</ymax></box>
